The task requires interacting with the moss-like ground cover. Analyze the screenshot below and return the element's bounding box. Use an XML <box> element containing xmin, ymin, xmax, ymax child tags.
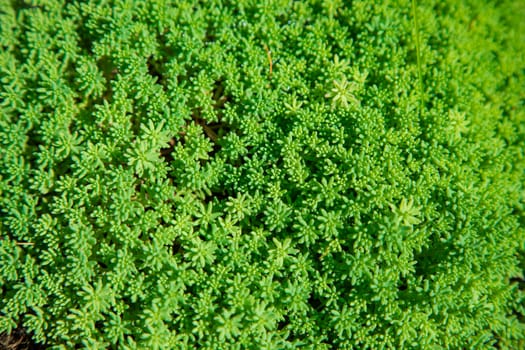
<box><xmin>0</xmin><ymin>0</ymin><xmax>524</xmax><ymax>348</ymax></box>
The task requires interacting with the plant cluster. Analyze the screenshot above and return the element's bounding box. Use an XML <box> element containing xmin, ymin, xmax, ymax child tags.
<box><xmin>0</xmin><ymin>0</ymin><xmax>524</xmax><ymax>349</ymax></box>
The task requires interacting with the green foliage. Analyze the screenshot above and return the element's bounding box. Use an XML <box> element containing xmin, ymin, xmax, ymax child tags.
<box><xmin>1</xmin><ymin>0</ymin><xmax>524</xmax><ymax>348</ymax></box>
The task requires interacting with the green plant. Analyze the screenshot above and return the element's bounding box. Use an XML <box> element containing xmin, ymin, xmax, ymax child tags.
<box><xmin>1</xmin><ymin>0</ymin><xmax>524</xmax><ymax>349</ymax></box>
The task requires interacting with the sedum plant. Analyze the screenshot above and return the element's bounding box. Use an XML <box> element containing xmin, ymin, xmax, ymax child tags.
<box><xmin>0</xmin><ymin>0</ymin><xmax>524</xmax><ymax>349</ymax></box>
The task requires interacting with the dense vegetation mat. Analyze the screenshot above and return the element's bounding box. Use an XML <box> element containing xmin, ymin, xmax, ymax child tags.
<box><xmin>1</xmin><ymin>0</ymin><xmax>524</xmax><ymax>348</ymax></box>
